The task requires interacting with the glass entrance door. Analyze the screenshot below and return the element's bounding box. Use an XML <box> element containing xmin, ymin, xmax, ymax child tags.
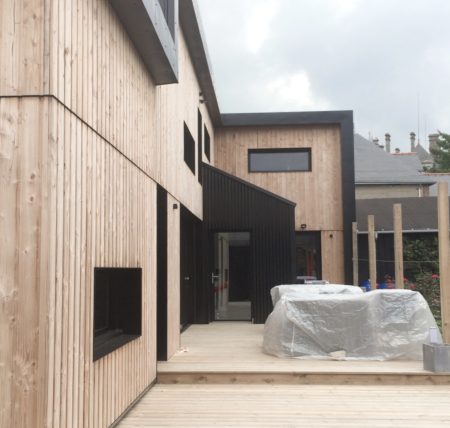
<box><xmin>212</xmin><ymin>232</ymin><xmax>251</xmax><ymax>321</ymax></box>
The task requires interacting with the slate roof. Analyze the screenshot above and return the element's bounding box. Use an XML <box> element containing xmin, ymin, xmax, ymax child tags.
<box><xmin>391</xmin><ymin>153</ymin><xmax>423</xmax><ymax>172</ymax></box>
<box><xmin>415</xmin><ymin>143</ymin><xmax>433</xmax><ymax>163</ymax></box>
<box><xmin>354</xmin><ymin>134</ymin><xmax>435</xmax><ymax>185</ymax></box>
<box><xmin>356</xmin><ymin>197</ymin><xmax>441</xmax><ymax>232</ymax></box>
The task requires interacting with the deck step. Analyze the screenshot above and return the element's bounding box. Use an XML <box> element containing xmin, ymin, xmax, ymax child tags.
<box><xmin>157</xmin><ymin>370</ymin><xmax>450</xmax><ymax>385</ymax></box>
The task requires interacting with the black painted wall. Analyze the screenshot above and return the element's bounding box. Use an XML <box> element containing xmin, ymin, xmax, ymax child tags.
<box><xmin>202</xmin><ymin>164</ymin><xmax>296</xmax><ymax>323</ymax></box>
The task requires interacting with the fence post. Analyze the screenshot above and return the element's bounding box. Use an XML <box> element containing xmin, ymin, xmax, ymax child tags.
<box><xmin>393</xmin><ymin>204</ymin><xmax>404</xmax><ymax>289</ymax></box>
<box><xmin>438</xmin><ymin>182</ymin><xmax>450</xmax><ymax>342</ymax></box>
<box><xmin>368</xmin><ymin>215</ymin><xmax>377</xmax><ymax>290</ymax></box>
<box><xmin>352</xmin><ymin>222</ymin><xmax>358</xmax><ymax>287</ymax></box>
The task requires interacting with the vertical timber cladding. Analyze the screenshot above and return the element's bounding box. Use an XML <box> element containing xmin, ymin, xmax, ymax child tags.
<box><xmin>203</xmin><ymin>164</ymin><xmax>296</xmax><ymax>323</ymax></box>
<box><xmin>0</xmin><ymin>97</ymin><xmax>157</xmax><ymax>428</ymax></box>
<box><xmin>215</xmin><ymin>113</ymin><xmax>355</xmax><ymax>285</ymax></box>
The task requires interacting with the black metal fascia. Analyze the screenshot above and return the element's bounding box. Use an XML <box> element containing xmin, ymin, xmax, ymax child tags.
<box><xmin>219</xmin><ymin>110</ymin><xmax>356</xmax><ymax>286</ymax></box>
<box><xmin>179</xmin><ymin>0</ymin><xmax>222</xmax><ymax>126</ymax></box>
<box><xmin>220</xmin><ymin>111</ymin><xmax>353</xmax><ymax>127</ymax></box>
<box><xmin>110</xmin><ymin>0</ymin><xmax>179</xmax><ymax>85</ymax></box>
<box><xmin>203</xmin><ymin>163</ymin><xmax>297</xmax><ymax>207</ymax></box>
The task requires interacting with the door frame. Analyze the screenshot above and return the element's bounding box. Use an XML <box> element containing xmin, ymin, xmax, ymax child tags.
<box><xmin>207</xmin><ymin>229</ymin><xmax>253</xmax><ymax>322</ymax></box>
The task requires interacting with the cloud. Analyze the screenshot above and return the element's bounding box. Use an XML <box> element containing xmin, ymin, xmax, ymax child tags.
<box><xmin>264</xmin><ymin>71</ymin><xmax>330</xmax><ymax>111</ymax></box>
<box><xmin>244</xmin><ymin>0</ymin><xmax>280</xmax><ymax>54</ymax></box>
<box><xmin>197</xmin><ymin>0</ymin><xmax>450</xmax><ymax>151</ymax></box>
<box><xmin>332</xmin><ymin>0</ymin><xmax>361</xmax><ymax>19</ymax></box>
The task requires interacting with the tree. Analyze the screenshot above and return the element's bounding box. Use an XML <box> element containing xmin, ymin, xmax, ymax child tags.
<box><xmin>430</xmin><ymin>132</ymin><xmax>450</xmax><ymax>171</ymax></box>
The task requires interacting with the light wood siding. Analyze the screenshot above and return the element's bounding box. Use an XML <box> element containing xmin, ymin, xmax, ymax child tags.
<box><xmin>215</xmin><ymin>126</ymin><xmax>342</xmax><ymax>231</ymax></box>
<box><xmin>215</xmin><ymin>125</ymin><xmax>344</xmax><ymax>283</ymax></box>
<box><xmin>321</xmin><ymin>231</ymin><xmax>345</xmax><ymax>283</ymax></box>
<box><xmin>0</xmin><ymin>0</ymin><xmax>49</xmax><ymax>95</ymax></box>
<box><xmin>0</xmin><ymin>97</ymin><xmax>50</xmax><ymax>428</ymax></box>
<box><xmin>0</xmin><ymin>97</ymin><xmax>157</xmax><ymax>427</ymax></box>
<box><xmin>45</xmin><ymin>0</ymin><xmax>213</xmax><ymax>218</ymax></box>
<box><xmin>167</xmin><ymin>194</ymin><xmax>181</xmax><ymax>359</ymax></box>
<box><xmin>1</xmin><ymin>0</ymin><xmax>216</xmax><ymax>426</ymax></box>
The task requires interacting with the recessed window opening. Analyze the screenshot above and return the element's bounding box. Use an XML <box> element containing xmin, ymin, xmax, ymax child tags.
<box><xmin>93</xmin><ymin>267</ymin><xmax>142</xmax><ymax>361</ymax></box>
<box><xmin>204</xmin><ymin>126</ymin><xmax>211</xmax><ymax>161</ymax></box>
<box><xmin>198</xmin><ymin>110</ymin><xmax>203</xmax><ymax>184</ymax></box>
<box><xmin>248</xmin><ymin>148</ymin><xmax>311</xmax><ymax>172</ymax></box>
<box><xmin>184</xmin><ymin>123</ymin><xmax>196</xmax><ymax>175</ymax></box>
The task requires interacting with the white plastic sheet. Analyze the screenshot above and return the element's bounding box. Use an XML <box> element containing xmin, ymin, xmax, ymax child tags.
<box><xmin>264</xmin><ymin>286</ymin><xmax>440</xmax><ymax>360</ymax></box>
<box><xmin>271</xmin><ymin>283</ymin><xmax>363</xmax><ymax>306</ymax></box>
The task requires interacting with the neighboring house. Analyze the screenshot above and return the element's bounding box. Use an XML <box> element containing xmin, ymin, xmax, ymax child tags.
<box><xmin>0</xmin><ymin>1</ymin><xmax>355</xmax><ymax>426</ymax></box>
<box><xmin>427</xmin><ymin>173</ymin><xmax>450</xmax><ymax>195</ymax></box>
<box><xmin>356</xmin><ymin>197</ymin><xmax>440</xmax><ymax>284</ymax></box>
<box><xmin>354</xmin><ymin>134</ymin><xmax>435</xmax><ymax>199</ymax></box>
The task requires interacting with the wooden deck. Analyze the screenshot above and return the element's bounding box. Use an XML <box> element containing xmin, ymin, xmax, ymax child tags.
<box><xmin>119</xmin><ymin>384</ymin><xmax>450</xmax><ymax>427</ymax></box>
<box><xmin>157</xmin><ymin>322</ymin><xmax>450</xmax><ymax>385</ymax></box>
<box><xmin>118</xmin><ymin>322</ymin><xmax>450</xmax><ymax>427</ymax></box>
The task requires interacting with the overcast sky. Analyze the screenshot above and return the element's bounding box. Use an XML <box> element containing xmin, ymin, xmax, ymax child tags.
<box><xmin>197</xmin><ymin>0</ymin><xmax>450</xmax><ymax>152</ymax></box>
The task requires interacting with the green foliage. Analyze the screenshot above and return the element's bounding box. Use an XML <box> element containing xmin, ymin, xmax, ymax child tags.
<box><xmin>404</xmin><ymin>273</ymin><xmax>441</xmax><ymax>327</ymax></box>
<box><xmin>403</xmin><ymin>236</ymin><xmax>439</xmax><ymax>281</ymax></box>
<box><xmin>430</xmin><ymin>132</ymin><xmax>450</xmax><ymax>172</ymax></box>
<box><xmin>403</xmin><ymin>236</ymin><xmax>441</xmax><ymax>327</ymax></box>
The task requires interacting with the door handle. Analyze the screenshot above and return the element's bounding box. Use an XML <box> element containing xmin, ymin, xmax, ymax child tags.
<box><xmin>211</xmin><ymin>273</ymin><xmax>220</xmax><ymax>284</ymax></box>
<box><xmin>184</xmin><ymin>276</ymin><xmax>190</xmax><ymax>281</ymax></box>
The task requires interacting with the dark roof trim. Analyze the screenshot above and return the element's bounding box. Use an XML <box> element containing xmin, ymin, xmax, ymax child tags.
<box><xmin>203</xmin><ymin>163</ymin><xmax>297</xmax><ymax>207</ymax></box>
<box><xmin>110</xmin><ymin>0</ymin><xmax>179</xmax><ymax>85</ymax></box>
<box><xmin>179</xmin><ymin>0</ymin><xmax>221</xmax><ymax>126</ymax></box>
<box><xmin>220</xmin><ymin>110</ymin><xmax>354</xmax><ymax>127</ymax></box>
<box><xmin>357</xmin><ymin>181</ymin><xmax>436</xmax><ymax>185</ymax></box>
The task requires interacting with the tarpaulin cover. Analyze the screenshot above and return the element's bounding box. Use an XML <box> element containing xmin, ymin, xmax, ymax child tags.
<box><xmin>264</xmin><ymin>286</ymin><xmax>440</xmax><ymax>360</ymax></box>
<box><xmin>271</xmin><ymin>284</ymin><xmax>363</xmax><ymax>307</ymax></box>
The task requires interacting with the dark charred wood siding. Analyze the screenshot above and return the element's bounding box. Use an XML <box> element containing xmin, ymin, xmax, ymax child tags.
<box><xmin>202</xmin><ymin>164</ymin><xmax>296</xmax><ymax>323</ymax></box>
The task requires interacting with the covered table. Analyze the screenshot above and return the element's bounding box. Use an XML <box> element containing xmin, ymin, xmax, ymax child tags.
<box><xmin>264</xmin><ymin>287</ymin><xmax>440</xmax><ymax>360</ymax></box>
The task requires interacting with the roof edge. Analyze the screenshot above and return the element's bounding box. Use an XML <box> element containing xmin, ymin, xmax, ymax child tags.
<box><xmin>220</xmin><ymin>110</ymin><xmax>353</xmax><ymax>127</ymax></box>
<box><xmin>203</xmin><ymin>163</ymin><xmax>297</xmax><ymax>207</ymax></box>
<box><xmin>179</xmin><ymin>0</ymin><xmax>221</xmax><ymax>126</ymax></box>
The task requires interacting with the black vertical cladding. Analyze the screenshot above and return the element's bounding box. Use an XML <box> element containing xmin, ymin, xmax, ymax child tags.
<box><xmin>202</xmin><ymin>164</ymin><xmax>296</xmax><ymax>323</ymax></box>
<box><xmin>156</xmin><ymin>185</ymin><xmax>168</xmax><ymax>361</ymax></box>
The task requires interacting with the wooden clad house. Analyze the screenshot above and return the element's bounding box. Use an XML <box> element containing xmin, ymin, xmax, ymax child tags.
<box><xmin>0</xmin><ymin>0</ymin><xmax>355</xmax><ymax>426</ymax></box>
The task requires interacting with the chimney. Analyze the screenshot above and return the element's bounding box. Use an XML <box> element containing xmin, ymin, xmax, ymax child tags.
<box><xmin>385</xmin><ymin>133</ymin><xmax>391</xmax><ymax>153</ymax></box>
<box><xmin>410</xmin><ymin>132</ymin><xmax>416</xmax><ymax>152</ymax></box>
<box><xmin>429</xmin><ymin>133</ymin><xmax>439</xmax><ymax>153</ymax></box>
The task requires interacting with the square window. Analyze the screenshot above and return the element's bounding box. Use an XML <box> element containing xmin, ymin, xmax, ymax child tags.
<box><xmin>93</xmin><ymin>267</ymin><xmax>142</xmax><ymax>361</ymax></box>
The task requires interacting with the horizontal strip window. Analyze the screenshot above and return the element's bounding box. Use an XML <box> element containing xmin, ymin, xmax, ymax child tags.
<box><xmin>248</xmin><ymin>148</ymin><xmax>311</xmax><ymax>173</ymax></box>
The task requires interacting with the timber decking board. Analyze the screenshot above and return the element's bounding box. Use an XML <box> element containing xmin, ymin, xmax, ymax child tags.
<box><xmin>157</xmin><ymin>323</ymin><xmax>449</xmax><ymax>384</ymax></box>
<box><xmin>118</xmin><ymin>384</ymin><xmax>450</xmax><ymax>428</ymax></box>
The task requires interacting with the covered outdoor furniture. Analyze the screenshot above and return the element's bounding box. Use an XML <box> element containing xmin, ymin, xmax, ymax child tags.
<box><xmin>264</xmin><ymin>287</ymin><xmax>440</xmax><ymax>360</ymax></box>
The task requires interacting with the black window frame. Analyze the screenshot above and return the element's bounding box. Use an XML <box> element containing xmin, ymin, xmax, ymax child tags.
<box><xmin>248</xmin><ymin>148</ymin><xmax>312</xmax><ymax>173</ymax></box>
<box><xmin>184</xmin><ymin>123</ymin><xmax>196</xmax><ymax>175</ymax></box>
<box><xmin>93</xmin><ymin>267</ymin><xmax>142</xmax><ymax>361</ymax></box>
